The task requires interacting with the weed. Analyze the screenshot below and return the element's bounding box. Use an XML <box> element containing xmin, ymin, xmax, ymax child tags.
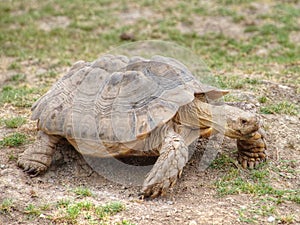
<box><xmin>258</xmin><ymin>96</ymin><xmax>267</xmax><ymax>103</ymax></box>
<box><xmin>0</xmin><ymin>199</ymin><xmax>14</xmax><ymax>214</ymax></box>
<box><xmin>0</xmin><ymin>132</ymin><xmax>27</xmax><ymax>147</ymax></box>
<box><xmin>95</xmin><ymin>201</ymin><xmax>125</xmax><ymax>219</ymax></box>
<box><xmin>8</xmin><ymin>62</ymin><xmax>21</xmax><ymax>70</ymax></box>
<box><xmin>0</xmin><ymin>85</ymin><xmax>39</xmax><ymax>107</ymax></box>
<box><xmin>119</xmin><ymin>220</ymin><xmax>136</xmax><ymax>225</ymax></box>
<box><xmin>73</xmin><ymin>187</ymin><xmax>93</xmax><ymax>197</ymax></box>
<box><xmin>53</xmin><ymin>200</ymin><xmax>125</xmax><ymax>224</ymax></box>
<box><xmin>215</xmin><ymin>75</ymin><xmax>261</xmax><ymax>89</ymax></box>
<box><xmin>4</xmin><ymin>117</ymin><xmax>26</xmax><ymax>128</ymax></box>
<box><xmin>260</xmin><ymin>101</ymin><xmax>299</xmax><ymax>115</ymax></box>
<box><xmin>9</xmin><ymin>74</ymin><xmax>27</xmax><ymax>83</ymax></box>
<box><xmin>210</xmin><ymin>153</ymin><xmax>236</xmax><ymax>169</ymax></box>
<box><xmin>57</xmin><ymin>199</ymin><xmax>71</xmax><ymax>208</ymax></box>
<box><xmin>279</xmin><ymin>214</ymin><xmax>294</xmax><ymax>224</ymax></box>
<box><xmin>24</xmin><ymin>204</ymin><xmax>41</xmax><ymax>217</ymax></box>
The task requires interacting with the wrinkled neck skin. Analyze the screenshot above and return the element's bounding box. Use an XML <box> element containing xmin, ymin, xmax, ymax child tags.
<box><xmin>178</xmin><ymin>98</ymin><xmax>259</xmax><ymax>139</ymax></box>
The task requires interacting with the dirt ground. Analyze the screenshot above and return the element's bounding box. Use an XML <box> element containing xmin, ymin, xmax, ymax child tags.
<box><xmin>1</xmin><ymin>1</ymin><xmax>300</xmax><ymax>225</ymax></box>
<box><xmin>0</xmin><ymin>64</ymin><xmax>299</xmax><ymax>225</ymax></box>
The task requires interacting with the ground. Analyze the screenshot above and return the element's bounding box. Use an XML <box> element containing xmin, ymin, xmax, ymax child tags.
<box><xmin>0</xmin><ymin>0</ymin><xmax>299</xmax><ymax>224</ymax></box>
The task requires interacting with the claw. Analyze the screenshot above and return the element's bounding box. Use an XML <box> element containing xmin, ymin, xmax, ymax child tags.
<box><xmin>26</xmin><ymin>168</ymin><xmax>37</xmax><ymax>174</ymax></box>
<box><xmin>151</xmin><ymin>189</ymin><xmax>162</xmax><ymax>198</ymax></box>
<box><xmin>30</xmin><ymin>171</ymin><xmax>40</xmax><ymax>178</ymax></box>
<box><xmin>248</xmin><ymin>161</ymin><xmax>254</xmax><ymax>169</ymax></box>
<box><xmin>255</xmin><ymin>161</ymin><xmax>260</xmax><ymax>167</ymax></box>
<box><xmin>242</xmin><ymin>160</ymin><xmax>247</xmax><ymax>169</ymax></box>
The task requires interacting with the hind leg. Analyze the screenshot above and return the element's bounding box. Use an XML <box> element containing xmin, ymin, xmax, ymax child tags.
<box><xmin>18</xmin><ymin>131</ymin><xmax>60</xmax><ymax>176</ymax></box>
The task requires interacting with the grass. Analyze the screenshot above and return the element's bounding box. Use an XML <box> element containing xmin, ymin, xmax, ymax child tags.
<box><xmin>0</xmin><ymin>132</ymin><xmax>27</xmax><ymax>147</ymax></box>
<box><xmin>54</xmin><ymin>200</ymin><xmax>126</xmax><ymax>224</ymax></box>
<box><xmin>0</xmin><ymin>199</ymin><xmax>14</xmax><ymax>214</ymax></box>
<box><xmin>0</xmin><ymin>0</ymin><xmax>299</xmax><ymax>224</ymax></box>
<box><xmin>24</xmin><ymin>204</ymin><xmax>41</xmax><ymax>217</ymax></box>
<box><xmin>214</xmin><ymin>166</ymin><xmax>300</xmax><ymax>204</ymax></box>
<box><xmin>0</xmin><ymin>85</ymin><xmax>40</xmax><ymax>107</ymax></box>
<box><xmin>260</xmin><ymin>101</ymin><xmax>299</xmax><ymax>115</ymax></box>
<box><xmin>215</xmin><ymin>75</ymin><xmax>261</xmax><ymax>89</ymax></box>
<box><xmin>73</xmin><ymin>187</ymin><xmax>93</xmax><ymax>197</ymax></box>
<box><xmin>3</xmin><ymin>116</ymin><xmax>27</xmax><ymax>128</ymax></box>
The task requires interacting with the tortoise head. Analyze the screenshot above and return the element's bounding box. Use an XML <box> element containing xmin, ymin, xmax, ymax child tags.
<box><xmin>223</xmin><ymin>105</ymin><xmax>259</xmax><ymax>139</ymax></box>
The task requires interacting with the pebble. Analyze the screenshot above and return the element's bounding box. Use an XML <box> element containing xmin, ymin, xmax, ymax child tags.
<box><xmin>267</xmin><ymin>216</ymin><xmax>275</xmax><ymax>222</ymax></box>
<box><xmin>166</xmin><ymin>200</ymin><xmax>174</xmax><ymax>205</ymax></box>
<box><xmin>189</xmin><ymin>220</ymin><xmax>197</xmax><ymax>225</ymax></box>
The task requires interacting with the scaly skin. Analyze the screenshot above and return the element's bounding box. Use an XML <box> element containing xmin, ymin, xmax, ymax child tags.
<box><xmin>142</xmin><ymin>129</ymin><xmax>188</xmax><ymax>198</ymax></box>
<box><xmin>17</xmin><ymin>131</ymin><xmax>60</xmax><ymax>176</ymax></box>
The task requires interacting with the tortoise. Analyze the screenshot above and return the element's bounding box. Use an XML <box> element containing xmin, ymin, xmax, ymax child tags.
<box><xmin>18</xmin><ymin>54</ymin><xmax>267</xmax><ymax>198</ymax></box>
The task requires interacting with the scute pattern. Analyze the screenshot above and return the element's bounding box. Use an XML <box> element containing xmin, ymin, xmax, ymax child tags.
<box><xmin>31</xmin><ymin>54</ymin><xmax>219</xmax><ymax>147</ymax></box>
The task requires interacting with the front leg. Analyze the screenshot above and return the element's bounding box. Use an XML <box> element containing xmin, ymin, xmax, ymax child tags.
<box><xmin>237</xmin><ymin>128</ymin><xmax>267</xmax><ymax>169</ymax></box>
<box><xmin>18</xmin><ymin>131</ymin><xmax>60</xmax><ymax>176</ymax></box>
<box><xmin>141</xmin><ymin>129</ymin><xmax>188</xmax><ymax>198</ymax></box>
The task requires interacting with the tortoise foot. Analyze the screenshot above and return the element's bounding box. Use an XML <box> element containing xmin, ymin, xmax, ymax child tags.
<box><xmin>17</xmin><ymin>158</ymin><xmax>48</xmax><ymax>177</ymax></box>
<box><xmin>141</xmin><ymin>173</ymin><xmax>179</xmax><ymax>198</ymax></box>
<box><xmin>18</xmin><ymin>131</ymin><xmax>59</xmax><ymax>176</ymax></box>
<box><xmin>237</xmin><ymin>128</ymin><xmax>267</xmax><ymax>169</ymax></box>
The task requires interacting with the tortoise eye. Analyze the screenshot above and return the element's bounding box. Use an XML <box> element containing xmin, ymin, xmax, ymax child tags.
<box><xmin>241</xmin><ymin>119</ymin><xmax>247</xmax><ymax>125</ymax></box>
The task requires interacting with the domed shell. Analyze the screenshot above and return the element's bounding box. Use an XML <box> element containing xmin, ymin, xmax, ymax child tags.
<box><xmin>31</xmin><ymin>54</ymin><xmax>227</xmax><ymax>145</ymax></box>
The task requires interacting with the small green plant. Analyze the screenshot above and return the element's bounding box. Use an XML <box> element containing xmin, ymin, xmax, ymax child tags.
<box><xmin>57</xmin><ymin>199</ymin><xmax>71</xmax><ymax>208</ymax></box>
<box><xmin>4</xmin><ymin>117</ymin><xmax>26</xmax><ymax>128</ymax></box>
<box><xmin>260</xmin><ymin>101</ymin><xmax>299</xmax><ymax>115</ymax></box>
<box><xmin>73</xmin><ymin>187</ymin><xmax>93</xmax><ymax>197</ymax></box>
<box><xmin>9</xmin><ymin>74</ymin><xmax>26</xmax><ymax>83</ymax></box>
<box><xmin>95</xmin><ymin>201</ymin><xmax>125</xmax><ymax>219</ymax></box>
<box><xmin>258</xmin><ymin>96</ymin><xmax>267</xmax><ymax>103</ymax></box>
<box><xmin>8</xmin><ymin>62</ymin><xmax>21</xmax><ymax>70</ymax></box>
<box><xmin>24</xmin><ymin>204</ymin><xmax>41</xmax><ymax>217</ymax></box>
<box><xmin>53</xmin><ymin>200</ymin><xmax>125</xmax><ymax>223</ymax></box>
<box><xmin>0</xmin><ymin>199</ymin><xmax>14</xmax><ymax>214</ymax></box>
<box><xmin>279</xmin><ymin>214</ymin><xmax>295</xmax><ymax>224</ymax></box>
<box><xmin>210</xmin><ymin>153</ymin><xmax>235</xmax><ymax>169</ymax></box>
<box><xmin>0</xmin><ymin>85</ymin><xmax>39</xmax><ymax>107</ymax></box>
<box><xmin>119</xmin><ymin>220</ymin><xmax>136</xmax><ymax>225</ymax></box>
<box><xmin>0</xmin><ymin>132</ymin><xmax>27</xmax><ymax>147</ymax></box>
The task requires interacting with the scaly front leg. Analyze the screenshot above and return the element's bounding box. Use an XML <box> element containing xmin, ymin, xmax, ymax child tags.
<box><xmin>141</xmin><ymin>129</ymin><xmax>189</xmax><ymax>198</ymax></box>
<box><xmin>237</xmin><ymin>128</ymin><xmax>267</xmax><ymax>169</ymax></box>
<box><xmin>18</xmin><ymin>131</ymin><xmax>60</xmax><ymax>176</ymax></box>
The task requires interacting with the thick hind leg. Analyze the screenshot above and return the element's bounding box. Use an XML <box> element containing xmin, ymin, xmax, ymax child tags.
<box><xmin>141</xmin><ymin>129</ymin><xmax>189</xmax><ymax>198</ymax></box>
<box><xmin>18</xmin><ymin>131</ymin><xmax>60</xmax><ymax>176</ymax></box>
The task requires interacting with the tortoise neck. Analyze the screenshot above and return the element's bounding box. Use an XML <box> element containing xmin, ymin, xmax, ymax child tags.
<box><xmin>176</xmin><ymin>98</ymin><xmax>213</xmax><ymax>129</ymax></box>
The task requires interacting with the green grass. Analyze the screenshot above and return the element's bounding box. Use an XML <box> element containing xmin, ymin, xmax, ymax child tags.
<box><xmin>0</xmin><ymin>85</ymin><xmax>40</xmax><ymax>107</ymax></box>
<box><xmin>4</xmin><ymin>117</ymin><xmax>27</xmax><ymax>128</ymax></box>
<box><xmin>54</xmin><ymin>200</ymin><xmax>126</xmax><ymax>224</ymax></box>
<box><xmin>73</xmin><ymin>187</ymin><xmax>93</xmax><ymax>197</ymax></box>
<box><xmin>9</xmin><ymin>74</ymin><xmax>27</xmax><ymax>83</ymax></box>
<box><xmin>0</xmin><ymin>132</ymin><xmax>27</xmax><ymax>147</ymax></box>
<box><xmin>214</xmin><ymin>167</ymin><xmax>300</xmax><ymax>205</ymax></box>
<box><xmin>0</xmin><ymin>1</ymin><xmax>299</xmax><ymax>224</ymax></box>
<box><xmin>24</xmin><ymin>204</ymin><xmax>41</xmax><ymax>217</ymax></box>
<box><xmin>0</xmin><ymin>199</ymin><xmax>14</xmax><ymax>214</ymax></box>
<box><xmin>215</xmin><ymin>75</ymin><xmax>262</xmax><ymax>89</ymax></box>
<box><xmin>260</xmin><ymin>101</ymin><xmax>299</xmax><ymax>115</ymax></box>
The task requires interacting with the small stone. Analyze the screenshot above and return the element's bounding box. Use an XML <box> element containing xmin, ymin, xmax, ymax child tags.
<box><xmin>189</xmin><ymin>220</ymin><xmax>197</xmax><ymax>225</ymax></box>
<box><xmin>0</xmin><ymin>164</ymin><xmax>5</xmax><ymax>169</ymax></box>
<box><xmin>166</xmin><ymin>200</ymin><xmax>174</xmax><ymax>205</ymax></box>
<box><xmin>267</xmin><ymin>216</ymin><xmax>275</xmax><ymax>222</ymax></box>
